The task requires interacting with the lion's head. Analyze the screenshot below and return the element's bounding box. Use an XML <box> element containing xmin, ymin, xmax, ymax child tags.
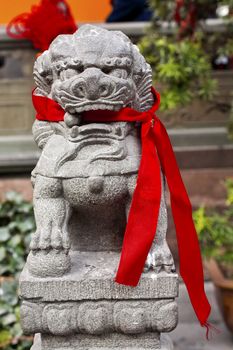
<box><xmin>34</xmin><ymin>25</ymin><xmax>153</xmax><ymax>114</ymax></box>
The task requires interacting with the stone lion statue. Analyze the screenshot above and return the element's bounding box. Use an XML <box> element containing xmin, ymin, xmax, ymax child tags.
<box><xmin>28</xmin><ymin>24</ymin><xmax>174</xmax><ymax>278</ymax></box>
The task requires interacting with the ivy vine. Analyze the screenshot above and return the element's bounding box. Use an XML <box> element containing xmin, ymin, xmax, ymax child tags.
<box><xmin>0</xmin><ymin>192</ymin><xmax>35</xmax><ymax>350</ymax></box>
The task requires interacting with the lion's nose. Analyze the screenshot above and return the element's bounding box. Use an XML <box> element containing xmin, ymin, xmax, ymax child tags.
<box><xmin>72</xmin><ymin>81</ymin><xmax>87</xmax><ymax>98</ymax></box>
<box><xmin>72</xmin><ymin>72</ymin><xmax>114</xmax><ymax>100</ymax></box>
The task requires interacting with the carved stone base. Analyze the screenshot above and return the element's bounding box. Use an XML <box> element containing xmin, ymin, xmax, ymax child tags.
<box><xmin>20</xmin><ymin>251</ymin><xmax>178</xmax><ymax>350</ymax></box>
<box><xmin>20</xmin><ymin>251</ymin><xmax>179</xmax><ymax>301</ymax></box>
<box><xmin>31</xmin><ymin>333</ymin><xmax>174</xmax><ymax>350</ymax></box>
<box><xmin>21</xmin><ymin>298</ymin><xmax>178</xmax><ymax>336</ymax></box>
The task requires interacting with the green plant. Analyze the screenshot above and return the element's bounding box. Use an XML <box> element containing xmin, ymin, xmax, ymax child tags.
<box><xmin>194</xmin><ymin>179</ymin><xmax>233</xmax><ymax>278</ymax></box>
<box><xmin>139</xmin><ymin>0</ymin><xmax>233</xmax><ymax>111</ymax></box>
<box><xmin>0</xmin><ymin>192</ymin><xmax>35</xmax><ymax>277</ymax></box>
<box><xmin>0</xmin><ymin>280</ymin><xmax>32</xmax><ymax>350</ymax></box>
<box><xmin>149</xmin><ymin>1</ymin><xmax>232</xmax><ymax>21</ymax></box>
<box><xmin>228</xmin><ymin>93</ymin><xmax>233</xmax><ymax>140</ymax></box>
<box><xmin>139</xmin><ymin>35</ymin><xmax>216</xmax><ymax>111</ymax></box>
<box><xmin>0</xmin><ymin>192</ymin><xmax>35</xmax><ymax>350</ymax></box>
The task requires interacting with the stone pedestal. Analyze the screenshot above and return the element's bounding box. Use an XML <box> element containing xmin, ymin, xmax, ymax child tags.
<box><xmin>20</xmin><ymin>252</ymin><xmax>178</xmax><ymax>349</ymax></box>
<box><xmin>31</xmin><ymin>333</ymin><xmax>174</xmax><ymax>350</ymax></box>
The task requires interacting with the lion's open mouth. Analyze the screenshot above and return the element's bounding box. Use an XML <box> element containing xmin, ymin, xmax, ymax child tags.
<box><xmin>69</xmin><ymin>123</ymin><xmax>126</xmax><ymax>142</ymax></box>
<box><xmin>56</xmin><ymin>86</ymin><xmax>131</xmax><ymax>114</ymax></box>
<box><xmin>64</xmin><ymin>100</ymin><xmax>125</xmax><ymax>113</ymax></box>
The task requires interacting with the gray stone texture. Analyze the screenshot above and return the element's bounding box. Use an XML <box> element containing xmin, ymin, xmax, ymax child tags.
<box><xmin>20</xmin><ymin>25</ymin><xmax>178</xmax><ymax>349</ymax></box>
<box><xmin>31</xmin><ymin>333</ymin><xmax>174</xmax><ymax>350</ymax></box>
<box><xmin>20</xmin><ymin>252</ymin><xmax>178</xmax><ymax>301</ymax></box>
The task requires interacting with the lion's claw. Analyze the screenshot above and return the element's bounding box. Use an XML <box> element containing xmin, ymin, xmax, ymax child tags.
<box><xmin>29</xmin><ymin>227</ymin><xmax>70</xmax><ymax>251</ymax></box>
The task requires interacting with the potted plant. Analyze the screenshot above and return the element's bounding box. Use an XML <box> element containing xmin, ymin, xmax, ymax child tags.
<box><xmin>193</xmin><ymin>178</ymin><xmax>233</xmax><ymax>333</ymax></box>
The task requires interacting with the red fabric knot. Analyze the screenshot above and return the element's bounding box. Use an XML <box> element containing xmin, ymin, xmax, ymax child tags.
<box><xmin>7</xmin><ymin>0</ymin><xmax>77</xmax><ymax>52</ymax></box>
<box><xmin>32</xmin><ymin>87</ymin><xmax>211</xmax><ymax>332</ymax></box>
<box><xmin>142</xmin><ymin>110</ymin><xmax>158</xmax><ymax>139</ymax></box>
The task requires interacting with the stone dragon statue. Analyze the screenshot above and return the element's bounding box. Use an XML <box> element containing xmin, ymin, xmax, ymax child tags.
<box><xmin>28</xmin><ymin>24</ymin><xmax>175</xmax><ymax>278</ymax></box>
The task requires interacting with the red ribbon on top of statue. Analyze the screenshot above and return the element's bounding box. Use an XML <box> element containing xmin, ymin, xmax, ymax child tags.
<box><xmin>6</xmin><ymin>0</ymin><xmax>77</xmax><ymax>51</ymax></box>
<box><xmin>32</xmin><ymin>88</ymin><xmax>211</xmax><ymax>332</ymax></box>
<box><xmin>174</xmin><ymin>0</ymin><xmax>197</xmax><ymax>38</ymax></box>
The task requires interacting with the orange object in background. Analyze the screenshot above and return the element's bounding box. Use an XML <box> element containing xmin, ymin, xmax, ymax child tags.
<box><xmin>0</xmin><ymin>0</ymin><xmax>112</xmax><ymax>25</ymax></box>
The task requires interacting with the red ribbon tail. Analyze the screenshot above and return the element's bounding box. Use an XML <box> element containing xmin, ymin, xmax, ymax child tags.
<box><xmin>115</xmin><ymin>124</ymin><xmax>162</xmax><ymax>286</ymax></box>
<box><xmin>203</xmin><ymin>322</ymin><xmax>221</xmax><ymax>340</ymax></box>
<box><xmin>152</xmin><ymin>117</ymin><xmax>211</xmax><ymax>327</ymax></box>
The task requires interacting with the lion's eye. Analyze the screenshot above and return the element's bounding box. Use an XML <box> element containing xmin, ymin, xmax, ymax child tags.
<box><xmin>60</xmin><ymin>67</ymin><xmax>84</xmax><ymax>80</ymax></box>
<box><xmin>110</xmin><ymin>68</ymin><xmax>128</xmax><ymax>79</ymax></box>
<box><xmin>65</xmin><ymin>68</ymin><xmax>78</xmax><ymax>79</ymax></box>
<box><xmin>60</xmin><ymin>68</ymin><xmax>77</xmax><ymax>80</ymax></box>
<box><xmin>76</xmin><ymin>66</ymin><xmax>84</xmax><ymax>74</ymax></box>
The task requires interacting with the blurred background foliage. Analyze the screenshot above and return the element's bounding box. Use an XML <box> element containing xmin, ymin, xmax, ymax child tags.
<box><xmin>0</xmin><ymin>192</ymin><xmax>34</xmax><ymax>277</ymax></box>
<box><xmin>139</xmin><ymin>35</ymin><xmax>217</xmax><ymax>110</ymax></box>
<box><xmin>194</xmin><ymin>179</ymin><xmax>233</xmax><ymax>279</ymax></box>
<box><xmin>0</xmin><ymin>193</ymin><xmax>34</xmax><ymax>350</ymax></box>
<box><xmin>139</xmin><ymin>0</ymin><xmax>233</xmax><ymax>120</ymax></box>
<box><xmin>0</xmin><ymin>280</ymin><xmax>32</xmax><ymax>350</ymax></box>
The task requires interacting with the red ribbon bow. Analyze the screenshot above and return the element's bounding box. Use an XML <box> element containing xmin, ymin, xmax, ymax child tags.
<box><xmin>32</xmin><ymin>88</ymin><xmax>211</xmax><ymax>329</ymax></box>
<box><xmin>7</xmin><ymin>0</ymin><xmax>77</xmax><ymax>52</ymax></box>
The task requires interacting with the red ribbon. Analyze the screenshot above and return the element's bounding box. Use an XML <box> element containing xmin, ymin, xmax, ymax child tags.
<box><xmin>7</xmin><ymin>0</ymin><xmax>77</xmax><ymax>52</ymax></box>
<box><xmin>174</xmin><ymin>0</ymin><xmax>197</xmax><ymax>38</ymax></box>
<box><xmin>32</xmin><ymin>89</ymin><xmax>211</xmax><ymax>328</ymax></box>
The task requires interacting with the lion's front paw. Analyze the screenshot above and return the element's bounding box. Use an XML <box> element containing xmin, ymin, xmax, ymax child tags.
<box><xmin>28</xmin><ymin>225</ymin><xmax>71</xmax><ymax>278</ymax></box>
<box><xmin>144</xmin><ymin>242</ymin><xmax>175</xmax><ymax>274</ymax></box>
<box><xmin>30</xmin><ymin>226</ymin><xmax>70</xmax><ymax>251</ymax></box>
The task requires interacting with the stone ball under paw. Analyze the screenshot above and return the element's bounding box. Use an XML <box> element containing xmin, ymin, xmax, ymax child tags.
<box><xmin>27</xmin><ymin>250</ymin><xmax>71</xmax><ymax>278</ymax></box>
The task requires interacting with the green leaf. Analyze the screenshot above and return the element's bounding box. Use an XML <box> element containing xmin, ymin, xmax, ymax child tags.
<box><xmin>193</xmin><ymin>178</ymin><xmax>233</xmax><ymax>265</ymax></box>
<box><xmin>226</xmin><ymin>178</ymin><xmax>233</xmax><ymax>205</ymax></box>
<box><xmin>17</xmin><ymin>221</ymin><xmax>34</xmax><ymax>233</ymax></box>
<box><xmin>11</xmin><ymin>322</ymin><xmax>23</xmax><ymax>337</ymax></box>
<box><xmin>0</xmin><ymin>247</ymin><xmax>6</xmax><ymax>261</ymax></box>
<box><xmin>18</xmin><ymin>203</ymin><xmax>33</xmax><ymax>214</ymax></box>
<box><xmin>2</xmin><ymin>313</ymin><xmax>17</xmax><ymax>326</ymax></box>
<box><xmin>8</xmin><ymin>235</ymin><xmax>21</xmax><ymax>247</ymax></box>
<box><xmin>0</xmin><ymin>330</ymin><xmax>12</xmax><ymax>346</ymax></box>
<box><xmin>0</xmin><ymin>265</ymin><xmax>10</xmax><ymax>275</ymax></box>
<box><xmin>0</xmin><ymin>227</ymin><xmax>10</xmax><ymax>242</ymax></box>
<box><xmin>0</xmin><ymin>304</ymin><xmax>10</xmax><ymax>316</ymax></box>
<box><xmin>5</xmin><ymin>192</ymin><xmax>23</xmax><ymax>204</ymax></box>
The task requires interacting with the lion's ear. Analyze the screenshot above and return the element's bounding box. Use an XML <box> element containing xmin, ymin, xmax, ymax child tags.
<box><xmin>32</xmin><ymin>120</ymin><xmax>67</xmax><ymax>149</ymax></box>
<box><xmin>34</xmin><ymin>50</ymin><xmax>53</xmax><ymax>96</ymax></box>
<box><xmin>132</xmin><ymin>45</ymin><xmax>153</xmax><ymax>112</ymax></box>
<box><xmin>113</xmin><ymin>30</ymin><xmax>131</xmax><ymax>43</ymax></box>
<box><xmin>32</xmin><ymin>120</ymin><xmax>55</xmax><ymax>149</ymax></box>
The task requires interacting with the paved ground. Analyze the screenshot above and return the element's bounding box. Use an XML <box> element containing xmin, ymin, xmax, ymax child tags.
<box><xmin>170</xmin><ymin>282</ymin><xmax>233</xmax><ymax>350</ymax></box>
<box><xmin>171</xmin><ymin>322</ymin><xmax>232</xmax><ymax>350</ymax></box>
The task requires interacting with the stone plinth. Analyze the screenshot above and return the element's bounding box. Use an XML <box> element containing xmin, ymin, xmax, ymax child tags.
<box><xmin>31</xmin><ymin>333</ymin><xmax>174</xmax><ymax>350</ymax></box>
<box><xmin>20</xmin><ymin>252</ymin><xmax>178</xmax><ymax>349</ymax></box>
